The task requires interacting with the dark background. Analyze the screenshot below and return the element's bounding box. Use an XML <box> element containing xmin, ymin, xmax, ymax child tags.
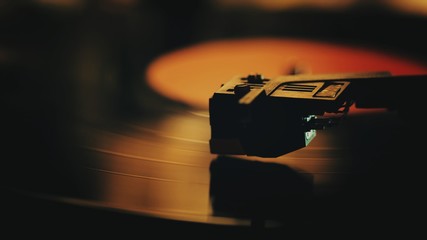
<box><xmin>1</xmin><ymin>0</ymin><xmax>426</xmax><ymax>238</ymax></box>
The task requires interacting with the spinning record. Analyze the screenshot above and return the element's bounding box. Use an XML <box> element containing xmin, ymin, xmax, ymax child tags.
<box><xmin>3</xmin><ymin>37</ymin><xmax>427</xmax><ymax>236</ymax></box>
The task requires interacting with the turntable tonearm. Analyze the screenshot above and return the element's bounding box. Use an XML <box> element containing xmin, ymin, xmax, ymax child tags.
<box><xmin>209</xmin><ymin>71</ymin><xmax>426</xmax><ymax>157</ymax></box>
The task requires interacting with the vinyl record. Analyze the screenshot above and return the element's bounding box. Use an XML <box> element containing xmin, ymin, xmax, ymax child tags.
<box><xmin>4</xmin><ymin>37</ymin><xmax>427</xmax><ymax>235</ymax></box>
<box><xmin>2</xmin><ymin>2</ymin><xmax>427</xmax><ymax>237</ymax></box>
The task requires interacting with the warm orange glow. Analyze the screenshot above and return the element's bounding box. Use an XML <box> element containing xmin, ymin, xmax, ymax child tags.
<box><xmin>215</xmin><ymin>0</ymin><xmax>356</xmax><ymax>11</ymax></box>
<box><xmin>386</xmin><ymin>0</ymin><xmax>427</xmax><ymax>16</ymax></box>
<box><xmin>78</xmin><ymin>113</ymin><xmax>219</xmax><ymax>223</ymax></box>
<box><xmin>146</xmin><ymin>38</ymin><xmax>427</xmax><ymax>112</ymax></box>
<box><xmin>216</xmin><ymin>0</ymin><xmax>427</xmax><ymax>16</ymax></box>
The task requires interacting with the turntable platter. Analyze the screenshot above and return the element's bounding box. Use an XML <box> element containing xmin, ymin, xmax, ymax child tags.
<box><xmin>4</xmin><ymin>38</ymin><xmax>427</xmax><ymax>233</ymax></box>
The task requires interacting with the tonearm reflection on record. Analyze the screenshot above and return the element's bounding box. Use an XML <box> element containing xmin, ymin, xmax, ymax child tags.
<box><xmin>209</xmin><ymin>71</ymin><xmax>427</xmax><ymax>157</ymax></box>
